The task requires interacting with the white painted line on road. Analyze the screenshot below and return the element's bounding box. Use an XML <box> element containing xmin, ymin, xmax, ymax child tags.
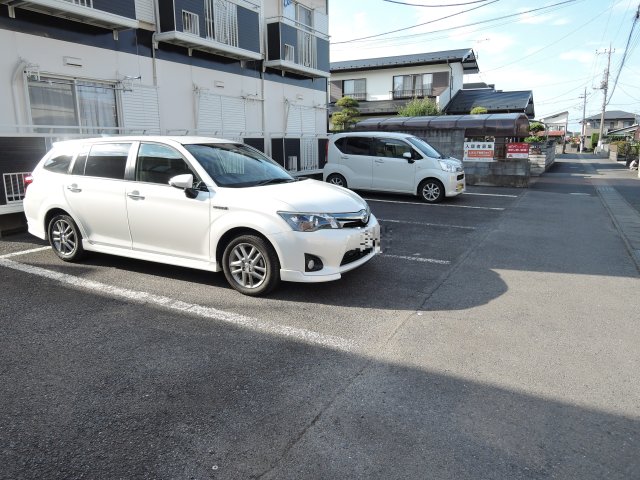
<box><xmin>569</xmin><ymin>192</ymin><xmax>591</xmax><ymax>196</ymax></box>
<box><xmin>0</xmin><ymin>258</ymin><xmax>356</xmax><ymax>353</ymax></box>
<box><xmin>381</xmin><ymin>254</ymin><xmax>450</xmax><ymax>265</ymax></box>
<box><xmin>464</xmin><ymin>192</ymin><xmax>518</xmax><ymax>198</ymax></box>
<box><xmin>0</xmin><ymin>246</ymin><xmax>51</xmax><ymax>258</ymax></box>
<box><xmin>365</xmin><ymin>198</ymin><xmax>505</xmax><ymax>210</ymax></box>
<box><xmin>378</xmin><ymin>218</ymin><xmax>476</xmax><ymax>230</ymax></box>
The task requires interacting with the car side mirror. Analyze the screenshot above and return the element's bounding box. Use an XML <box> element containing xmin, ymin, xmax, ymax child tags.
<box><xmin>403</xmin><ymin>151</ymin><xmax>415</xmax><ymax>164</ymax></box>
<box><xmin>169</xmin><ymin>174</ymin><xmax>198</xmax><ymax>198</ymax></box>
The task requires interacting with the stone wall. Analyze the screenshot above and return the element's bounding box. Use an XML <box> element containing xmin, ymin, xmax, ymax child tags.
<box><xmin>464</xmin><ymin>159</ymin><xmax>530</xmax><ymax>187</ymax></box>
<box><xmin>529</xmin><ymin>141</ymin><xmax>556</xmax><ymax>176</ymax></box>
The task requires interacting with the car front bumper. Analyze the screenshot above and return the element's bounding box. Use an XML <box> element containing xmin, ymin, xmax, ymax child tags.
<box><xmin>270</xmin><ymin>215</ymin><xmax>381</xmax><ymax>283</ymax></box>
<box><xmin>444</xmin><ymin>172</ymin><xmax>466</xmax><ymax>197</ymax></box>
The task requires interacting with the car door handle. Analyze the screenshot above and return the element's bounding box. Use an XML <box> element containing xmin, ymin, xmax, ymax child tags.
<box><xmin>375</xmin><ymin>159</ymin><xmax>384</xmax><ymax>163</ymax></box>
<box><xmin>66</xmin><ymin>185</ymin><xmax>82</xmax><ymax>193</ymax></box>
<box><xmin>341</xmin><ymin>155</ymin><xmax>348</xmax><ymax>159</ymax></box>
<box><xmin>127</xmin><ymin>192</ymin><xmax>145</xmax><ymax>200</ymax></box>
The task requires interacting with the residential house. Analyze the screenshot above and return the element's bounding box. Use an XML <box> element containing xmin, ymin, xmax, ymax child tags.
<box><xmin>444</xmin><ymin>86</ymin><xmax>535</xmax><ymax>118</ymax></box>
<box><xmin>328</xmin><ymin>49</ymin><xmax>479</xmax><ymax>124</ymax></box>
<box><xmin>582</xmin><ymin>111</ymin><xmax>639</xmax><ymax>139</ymax></box>
<box><xmin>0</xmin><ymin>0</ymin><xmax>330</xmax><ymax>215</ymax></box>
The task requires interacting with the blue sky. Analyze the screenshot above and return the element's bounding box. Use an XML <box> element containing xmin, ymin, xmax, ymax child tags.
<box><xmin>329</xmin><ymin>0</ymin><xmax>640</xmax><ymax>131</ymax></box>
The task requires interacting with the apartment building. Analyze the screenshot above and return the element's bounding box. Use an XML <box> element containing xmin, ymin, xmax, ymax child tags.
<box><xmin>0</xmin><ymin>0</ymin><xmax>329</xmax><ymax>215</ymax></box>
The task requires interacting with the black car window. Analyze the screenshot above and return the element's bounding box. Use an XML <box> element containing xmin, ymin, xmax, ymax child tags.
<box><xmin>374</xmin><ymin>138</ymin><xmax>413</xmax><ymax>159</ymax></box>
<box><xmin>136</xmin><ymin>143</ymin><xmax>197</xmax><ymax>185</ymax></box>
<box><xmin>84</xmin><ymin>143</ymin><xmax>131</xmax><ymax>180</ymax></box>
<box><xmin>43</xmin><ymin>153</ymin><xmax>73</xmax><ymax>174</ymax></box>
<box><xmin>335</xmin><ymin>136</ymin><xmax>371</xmax><ymax>156</ymax></box>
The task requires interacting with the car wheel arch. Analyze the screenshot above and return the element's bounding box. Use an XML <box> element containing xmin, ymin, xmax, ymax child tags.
<box><xmin>44</xmin><ymin>208</ymin><xmax>74</xmax><ymax>241</ymax></box>
<box><xmin>215</xmin><ymin>227</ymin><xmax>280</xmax><ymax>267</ymax></box>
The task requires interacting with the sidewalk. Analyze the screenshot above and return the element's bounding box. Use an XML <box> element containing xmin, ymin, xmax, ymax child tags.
<box><xmin>554</xmin><ymin>153</ymin><xmax>640</xmax><ymax>270</ymax></box>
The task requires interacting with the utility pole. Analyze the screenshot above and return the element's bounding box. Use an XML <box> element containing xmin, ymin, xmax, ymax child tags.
<box><xmin>579</xmin><ymin>87</ymin><xmax>587</xmax><ymax>153</ymax></box>
<box><xmin>596</xmin><ymin>45</ymin><xmax>613</xmax><ymax>154</ymax></box>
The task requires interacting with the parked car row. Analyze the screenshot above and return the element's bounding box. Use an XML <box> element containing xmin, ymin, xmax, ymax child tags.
<box><xmin>23</xmin><ymin>133</ymin><xmax>462</xmax><ymax>295</ymax></box>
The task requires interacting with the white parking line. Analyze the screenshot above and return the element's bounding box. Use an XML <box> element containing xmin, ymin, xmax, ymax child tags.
<box><xmin>0</xmin><ymin>255</ymin><xmax>356</xmax><ymax>353</ymax></box>
<box><xmin>365</xmin><ymin>198</ymin><xmax>505</xmax><ymax>210</ymax></box>
<box><xmin>378</xmin><ymin>218</ymin><xmax>476</xmax><ymax>230</ymax></box>
<box><xmin>0</xmin><ymin>246</ymin><xmax>51</xmax><ymax>258</ymax></box>
<box><xmin>464</xmin><ymin>192</ymin><xmax>518</xmax><ymax>198</ymax></box>
<box><xmin>381</xmin><ymin>254</ymin><xmax>450</xmax><ymax>265</ymax></box>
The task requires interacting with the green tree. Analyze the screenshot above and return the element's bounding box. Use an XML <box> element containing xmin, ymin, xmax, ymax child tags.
<box><xmin>397</xmin><ymin>98</ymin><xmax>440</xmax><ymax>117</ymax></box>
<box><xmin>470</xmin><ymin>106</ymin><xmax>488</xmax><ymax>114</ymax></box>
<box><xmin>332</xmin><ymin>96</ymin><xmax>360</xmax><ymax>130</ymax></box>
<box><xmin>590</xmin><ymin>133</ymin><xmax>599</xmax><ymax>150</ymax></box>
<box><xmin>529</xmin><ymin>122</ymin><xmax>544</xmax><ymax>135</ymax></box>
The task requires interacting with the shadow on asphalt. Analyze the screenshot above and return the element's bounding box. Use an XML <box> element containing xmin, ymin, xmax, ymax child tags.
<box><xmin>1</xmin><ymin>274</ymin><xmax>637</xmax><ymax>479</ymax></box>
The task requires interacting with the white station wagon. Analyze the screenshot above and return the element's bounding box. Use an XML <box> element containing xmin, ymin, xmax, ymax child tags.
<box><xmin>24</xmin><ymin>136</ymin><xmax>380</xmax><ymax>296</ymax></box>
<box><xmin>324</xmin><ymin>132</ymin><xmax>465</xmax><ymax>203</ymax></box>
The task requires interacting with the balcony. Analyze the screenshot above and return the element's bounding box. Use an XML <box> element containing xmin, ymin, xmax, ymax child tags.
<box><xmin>391</xmin><ymin>88</ymin><xmax>434</xmax><ymax>100</ymax></box>
<box><xmin>1</xmin><ymin>0</ymin><xmax>139</xmax><ymax>30</ymax></box>
<box><xmin>155</xmin><ymin>0</ymin><xmax>262</xmax><ymax>61</ymax></box>
<box><xmin>344</xmin><ymin>92</ymin><xmax>366</xmax><ymax>101</ymax></box>
<box><xmin>265</xmin><ymin>17</ymin><xmax>330</xmax><ymax>78</ymax></box>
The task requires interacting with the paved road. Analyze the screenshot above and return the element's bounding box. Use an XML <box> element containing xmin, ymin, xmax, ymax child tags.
<box><xmin>1</xmin><ymin>154</ymin><xmax>638</xmax><ymax>479</ymax></box>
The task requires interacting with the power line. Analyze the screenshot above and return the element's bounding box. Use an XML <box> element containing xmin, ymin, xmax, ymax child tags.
<box><xmin>607</xmin><ymin>4</ymin><xmax>640</xmax><ymax>104</ymax></box>
<box><xmin>334</xmin><ymin>0</ymin><xmax>581</xmax><ymax>45</ymax></box>
<box><xmin>333</xmin><ymin>0</ymin><xmax>501</xmax><ymax>44</ymax></box>
<box><xmin>382</xmin><ymin>0</ymin><xmax>492</xmax><ymax>6</ymax></box>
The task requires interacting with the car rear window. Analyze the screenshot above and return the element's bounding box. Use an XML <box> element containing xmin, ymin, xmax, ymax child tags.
<box><xmin>43</xmin><ymin>153</ymin><xmax>73</xmax><ymax>174</ymax></box>
<box><xmin>335</xmin><ymin>137</ymin><xmax>371</xmax><ymax>156</ymax></box>
<box><xmin>84</xmin><ymin>143</ymin><xmax>131</xmax><ymax>180</ymax></box>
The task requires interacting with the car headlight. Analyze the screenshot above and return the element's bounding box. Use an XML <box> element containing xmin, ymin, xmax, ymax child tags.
<box><xmin>438</xmin><ymin>160</ymin><xmax>458</xmax><ymax>173</ymax></box>
<box><xmin>278</xmin><ymin>212</ymin><xmax>340</xmax><ymax>232</ymax></box>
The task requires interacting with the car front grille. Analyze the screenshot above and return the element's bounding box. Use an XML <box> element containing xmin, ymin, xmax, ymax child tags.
<box><xmin>334</xmin><ymin>210</ymin><xmax>370</xmax><ymax>228</ymax></box>
<box><xmin>340</xmin><ymin>247</ymin><xmax>373</xmax><ymax>266</ymax></box>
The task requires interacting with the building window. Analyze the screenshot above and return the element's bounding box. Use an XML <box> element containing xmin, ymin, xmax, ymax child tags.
<box><xmin>27</xmin><ymin>76</ymin><xmax>118</xmax><ymax>134</ymax></box>
<box><xmin>296</xmin><ymin>4</ymin><xmax>313</xmax><ymax>29</ymax></box>
<box><xmin>66</xmin><ymin>0</ymin><xmax>93</xmax><ymax>7</ymax></box>
<box><xmin>182</xmin><ymin>10</ymin><xmax>200</xmax><ymax>36</ymax></box>
<box><xmin>343</xmin><ymin>79</ymin><xmax>366</xmax><ymax>101</ymax></box>
<box><xmin>205</xmin><ymin>0</ymin><xmax>238</xmax><ymax>47</ymax></box>
<box><xmin>393</xmin><ymin>74</ymin><xmax>433</xmax><ymax>99</ymax></box>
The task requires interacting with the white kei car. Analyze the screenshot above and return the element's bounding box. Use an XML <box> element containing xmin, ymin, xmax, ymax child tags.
<box><xmin>323</xmin><ymin>132</ymin><xmax>465</xmax><ymax>203</ymax></box>
<box><xmin>23</xmin><ymin>136</ymin><xmax>380</xmax><ymax>296</ymax></box>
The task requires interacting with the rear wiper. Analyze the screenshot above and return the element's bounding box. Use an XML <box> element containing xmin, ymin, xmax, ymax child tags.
<box><xmin>256</xmin><ymin>178</ymin><xmax>295</xmax><ymax>186</ymax></box>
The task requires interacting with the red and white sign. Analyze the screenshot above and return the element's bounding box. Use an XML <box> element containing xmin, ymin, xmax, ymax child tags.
<box><xmin>506</xmin><ymin>143</ymin><xmax>530</xmax><ymax>159</ymax></box>
<box><xmin>464</xmin><ymin>142</ymin><xmax>494</xmax><ymax>161</ymax></box>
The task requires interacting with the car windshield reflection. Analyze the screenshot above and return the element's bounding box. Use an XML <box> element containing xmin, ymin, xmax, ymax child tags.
<box><xmin>184</xmin><ymin>143</ymin><xmax>294</xmax><ymax>188</ymax></box>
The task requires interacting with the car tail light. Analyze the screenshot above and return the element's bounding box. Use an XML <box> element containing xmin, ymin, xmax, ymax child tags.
<box><xmin>24</xmin><ymin>175</ymin><xmax>33</xmax><ymax>188</ymax></box>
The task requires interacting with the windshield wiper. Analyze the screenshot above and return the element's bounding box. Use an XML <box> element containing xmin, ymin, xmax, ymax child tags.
<box><xmin>256</xmin><ymin>178</ymin><xmax>295</xmax><ymax>186</ymax></box>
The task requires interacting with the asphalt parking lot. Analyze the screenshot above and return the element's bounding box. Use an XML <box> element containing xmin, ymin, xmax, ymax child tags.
<box><xmin>2</xmin><ymin>164</ymin><xmax>639</xmax><ymax>479</ymax></box>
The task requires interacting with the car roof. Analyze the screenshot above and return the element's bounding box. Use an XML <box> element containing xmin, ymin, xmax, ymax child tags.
<box><xmin>51</xmin><ymin>136</ymin><xmax>238</xmax><ymax>148</ymax></box>
<box><xmin>332</xmin><ymin>132</ymin><xmax>413</xmax><ymax>139</ymax></box>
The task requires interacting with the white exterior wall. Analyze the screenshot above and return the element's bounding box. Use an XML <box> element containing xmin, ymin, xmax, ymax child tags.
<box><xmin>331</xmin><ymin>62</ymin><xmax>465</xmax><ymax>109</ymax></box>
<box><xmin>0</xmin><ymin>29</ymin><xmax>326</xmax><ymax>143</ymax></box>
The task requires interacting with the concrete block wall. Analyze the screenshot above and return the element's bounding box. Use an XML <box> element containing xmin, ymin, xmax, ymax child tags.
<box><xmin>529</xmin><ymin>142</ymin><xmax>556</xmax><ymax>176</ymax></box>
<box><xmin>464</xmin><ymin>159</ymin><xmax>530</xmax><ymax>187</ymax></box>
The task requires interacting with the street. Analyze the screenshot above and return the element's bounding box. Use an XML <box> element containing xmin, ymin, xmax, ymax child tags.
<box><xmin>1</xmin><ymin>154</ymin><xmax>639</xmax><ymax>479</ymax></box>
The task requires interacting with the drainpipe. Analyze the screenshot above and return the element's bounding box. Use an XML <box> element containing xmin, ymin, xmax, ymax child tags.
<box><xmin>447</xmin><ymin>60</ymin><xmax>453</xmax><ymax>111</ymax></box>
<box><xmin>12</xmin><ymin>59</ymin><xmax>28</xmax><ymax>132</ymax></box>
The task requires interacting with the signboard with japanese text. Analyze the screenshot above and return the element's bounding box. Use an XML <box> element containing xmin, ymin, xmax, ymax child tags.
<box><xmin>463</xmin><ymin>142</ymin><xmax>495</xmax><ymax>161</ymax></box>
<box><xmin>506</xmin><ymin>143</ymin><xmax>530</xmax><ymax>159</ymax></box>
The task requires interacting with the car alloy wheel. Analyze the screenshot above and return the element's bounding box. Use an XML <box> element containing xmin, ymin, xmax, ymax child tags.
<box><xmin>419</xmin><ymin>179</ymin><xmax>444</xmax><ymax>203</ymax></box>
<box><xmin>48</xmin><ymin>214</ymin><xmax>85</xmax><ymax>261</ymax></box>
<box><xmin>327</xmin><ymin>174</ymin><xmax>347</xmax><ymax>188</ymax></box>
<box><xmin>222</xmin><ymin>235</ymin><xmax>280</xmax><ymax>296</ymax></box>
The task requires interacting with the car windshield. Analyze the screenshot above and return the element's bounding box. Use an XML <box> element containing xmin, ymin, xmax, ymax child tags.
<box><xmin>406</xmin><ymin>136</ymin><xmax>446</xmax><ymax>159</ymax></box>
<box><xmin>184</xmin><ymin>143</ymin><xmax>295</xmax><ymax>188</ymax></box>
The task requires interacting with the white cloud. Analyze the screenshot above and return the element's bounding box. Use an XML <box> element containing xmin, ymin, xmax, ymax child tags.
<box><xmin>559</xmin><ymin>50</ymin><xmax>594</xmax><ymax>64</ymax></box>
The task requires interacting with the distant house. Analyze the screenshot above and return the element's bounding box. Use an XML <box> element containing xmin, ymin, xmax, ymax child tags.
<box><xmin>444</xmin><ymin>86</ymin><xmax>535</xmax><ymax>118</ymax></box>
<box><xmin>329</xmin><ymin>49</ymin><xmax>479</xmax><ymax>123</ymax></box>
<box><xmin>582</xmin><ymin>111</ymin><xmax>639</xmax><ymax>138</ymax></box>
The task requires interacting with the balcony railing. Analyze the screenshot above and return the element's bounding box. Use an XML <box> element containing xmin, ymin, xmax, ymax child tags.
<box><xmin>344</xmin><ymin>92</ymin><xmax>367</xmax><ymax>101</ymax></box>
<box><xmin>391</xmin><ymin>88</ymin><xmax>434</xmax><ymax>100</ymax></box>
<box><xmin>0</xmin><ymin>0</ymin><xmax>139</xmax><ymax>30</ymax></box>
<box><xmin>264</xmin><ymin>16</ymin><xmax>329</xmax><ymax>78</ymax></box>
